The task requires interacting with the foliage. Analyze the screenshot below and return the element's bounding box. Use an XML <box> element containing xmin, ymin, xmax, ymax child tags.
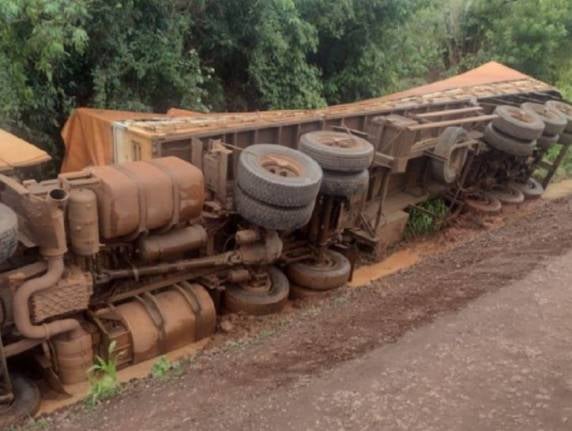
<box><xmin>296</xmin><ymin>0</ymin><xmax>421</xmax><ymax>103</ymax></box>
<box><xmin>84</xmin><ymin>0</ymin><xmax>209</xmax><ymax>113</ymax></box>
<box><xmin>541</xmin><ymin>144</ymin><xmax>572</xmax><ymax>182</ymax></box>
<box><xmin>0</xmin><ymin>0</ymin><xmax>89</xmax><ymax>156</ymax></box>
<box><xmin>86</xmin><ymin>341</ymin><xmax>120</xmax><ymax>407</ymax></box>
<box><xmin>405</xmin><ymin>198</ymin><xmax>449</xmax><ymax>239</ymax></box>
<box><xmin>151</xmin><ymin>356</ymin><xmax>181</xmax><ymax>379</ymax></box>
<box><xmin>408</xmin><ymin>0</ymin><xmax>572</xmax><ymax>80</ymax></box>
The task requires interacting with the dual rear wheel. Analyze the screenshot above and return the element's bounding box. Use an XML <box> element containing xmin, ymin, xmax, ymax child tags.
<box><xmin>223</xmin><ymin>249</ymin><xmax>351</xmax><ymax>314</ymax></box>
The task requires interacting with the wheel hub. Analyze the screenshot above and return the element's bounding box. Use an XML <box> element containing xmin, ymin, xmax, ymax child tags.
<box><xmin>307</xmin><ymin>254</ymin><xmax>337</xmax><ymax>270</ymax></box>
<box><xmin>239</xmin><ymin>273</ymin><xmax>272</xmax><ymax>295</ymax></box>
<box><xmin>508</xmin><ymin>107</ymin><xmax>535</xmax><ymax>124</ymax></box>
<box><xmin>260</xmin><ymin>155</ymin><xmax>301</xmax><ymax>178</ymax></box>
<box><xmin>324</xmin><ymin>137</ymin><xmax>358</xmax><ymax>149</ymax></box>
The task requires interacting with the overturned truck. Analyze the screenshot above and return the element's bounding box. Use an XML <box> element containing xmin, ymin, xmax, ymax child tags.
<box><xmin>1</xmin><ymin>62</ymin><xmax>572</xmax><ymax>425</ymax></box>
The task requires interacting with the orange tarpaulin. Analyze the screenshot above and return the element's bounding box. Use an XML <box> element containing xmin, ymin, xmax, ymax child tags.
<box><xmin>366</xmin><ymin>61</ymin><xmax>530</xmax><ymax>102</ymax></box>
<box><xmin>60</xmin><ymin>108</ymin><xmax>166</xmax><ymax>172</ymax></box>
<box><xmin>0</xmin><ymin>129</ymin><xmax>51</xmax><ymax>172</ymax></box>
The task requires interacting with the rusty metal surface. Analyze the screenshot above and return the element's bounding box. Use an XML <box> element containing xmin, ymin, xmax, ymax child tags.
<box><xmin>67</xmin><ymin>188</ymin><xmax>100</xmax><ymax>256</ymax></box>
<box><xmin>139</xmin><ymin>225</ymin><xmax>207</xmax><ymax>262</ymax></box>
<box><xmin>88</xmin><ymin>157</ymin><xmax>205</xmax><ymax>239</ymax></box>
<box><xmin>52</xmin><ymin>328</ymin><xmax>93</xmax><ymax>385</ymax></box>
<box><xmin>111</xmin><ymin>283</ymin><xmax>215</xmax><ymax>364</ymax></box>
<box><xmin>30</xmin><ymin>269</ymin><xmax>92</xmax><ymax>324</ymax></box>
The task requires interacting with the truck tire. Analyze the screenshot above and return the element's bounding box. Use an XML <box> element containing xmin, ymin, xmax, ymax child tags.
<box><xmin>0</xmin><ymin>374</ymin><xmax>41</xmax><ymax>429</ymax></box>
<box><xmin>537</xmin><ymin>133</ymin><xmax>560</xmax><ymax>150</ymax></box>
<box><xmin>286</xmin><ymin>249</ymin><xmax>351</xmax><ymax>291</ymax></box>
<box><xmin>224</xmin><ymin>266</ymin><xmax>289</xmax><ymax>315</ymax></box>
<box><xmin>464</xmin><ymin>194</ymin><xmax>502</xmax><ymax>213</ymax></box>
<box><xmin>431</xmin><ymin>127</ymin><xmax>469</xmax><ymax>184</ymax></box>
<box><xmin>237</xmin><ymin>144</ymin><xmax>322</xmax><ymax>208</ymax></box>
<box><xmin>0</xmin><ymin>203</ymin><xmax>18</xmax><ymax>264</ymax></box>
<box><xmin>289</xmin><ymin>284</ymin><xmax>337</xmax><ymax>300</ymax></box>
<box><xmin>320</xmin><ymin>169</ymin><xmax>369</xmax><ymax>197</ymax></box>
<box><xmin>492</xmin><ymin>105</ymin><xmax>545</xmax><ymax>141</ymax></box>
<box><xmin>546</xmin><ymin>101</ymin><xmax>572</xmax><ymax>133</ymax></box>
<box><xmin>484</xmin><ymin>184</ymin><xmax>525</xmax><ymax>204</ymax></box>
<box><xmin>509</xmin><ymin>178</ymin><xmax>544</xmax><ymax>199</ymax></box>
<box><xmin>521</xmin><ymin>102</ymin><xmax>567</xmax><ymax>136</ymax></box>
<box><xmin>483</xmin><ymin>123</ymin><xmax>536</xmax><ymax>157</ymax></box>
<box><xmin>299</xmin><ymin>131</ymin><xmax>374</xmax><ymax>172</ymax></box>
<box><xmin>234</xmin><ymin>185</ymin><xmax>314</xmax><ymax>231</ymax></box>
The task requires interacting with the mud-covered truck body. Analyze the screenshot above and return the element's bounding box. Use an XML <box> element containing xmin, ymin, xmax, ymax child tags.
<box><xmin>1</xmin><ymin>62</ymin><xmax>572</xmax><ymax>426</ymax></box>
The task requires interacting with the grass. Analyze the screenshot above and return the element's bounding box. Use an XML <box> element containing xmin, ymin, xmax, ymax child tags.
<box><xmin>540</xmin><ymin>144</ymin><xmax>572</xmax><ymax>181</ymax></box>
<box><xmin>405</xmin><ymin>197</ymin><xmax>448</xmax><ymax>239</ymax></box>
<box><xmin>86</xmin><ymin>341</ymin><xmax>120</xmax><ymax>408</ymax></box>
<box><xmin>151</xmin><ymin>356</ymin><xmax>183</xmax><ymax>379</ymax></box>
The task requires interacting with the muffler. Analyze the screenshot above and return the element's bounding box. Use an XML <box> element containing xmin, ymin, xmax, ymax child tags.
<box><xmin>13</xmin><ymin>189</ymin><xmax>82</xmax><ymax>340</ymax></box>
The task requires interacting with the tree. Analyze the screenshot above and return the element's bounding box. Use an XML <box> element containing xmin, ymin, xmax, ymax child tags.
<box><xmin>0</xmin><ymin>0</ymin><xmax>88</xmax><ymax>155</ymax></box>
<box><xmin>296</xmin><ymin>0</ymin><xmax>420</xmax><ymax>103</ymax></box>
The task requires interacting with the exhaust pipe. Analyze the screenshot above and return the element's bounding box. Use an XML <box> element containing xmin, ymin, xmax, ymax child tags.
<box><xmin>13</xmin><ymin>189</ymin><xmax>81</xmax><ymax>339</ymax></box>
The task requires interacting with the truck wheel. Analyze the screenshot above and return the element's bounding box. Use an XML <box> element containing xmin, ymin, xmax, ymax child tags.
<box><xmin>431</xmin><ymin>127</ymin><xmax>469</xmax><ymax>184</ymax></box>
<box><xmin>521</xmin><ymin>102</ymin><xmax>567</xmax><ymax>136</ymax></box>
<box><xmin>234</xmin><ymin>185</ymin><xmax>314</xmax><ymax>231</ymax></box>
<box><xmin>236</xmin><ymin>144</ymin><xmax>322</xmax><ymax>208</ymax></box>
<box><xmin>320</xmin><ymin>169</ymin><xmax>369</xmax><ymax>197</ymax></box>
<box><xmin>483</xmin><ymin>123</ymin><xmax>536</xmax><ymax>157</ymax></box>
<box><xmin>509</xmin><ymin>178</ymin><xmax>544</xmax><ymax>199</ymax></box>
<box><xmin>546</xmin><ymin>101</ymin><xmax>572</xmax><ymax>133</ymax></box>
<box><xmin>492</xmin><ymin>105</ymin><xmax>545</xmax><ymax>141</ymax></box>
<box><xmin>464</xmin><ymin>193</ymin><xmax>502</xmax><ymax>213</ymax></box>
<box><xmin>299</xmin><ymin>131</ymin><xmax>374</xmax><ymax>172</ymax></box>
<box><xmin>0</xmin><ymin>203</ymin><xmax>18</xmax><ymax>264</ymax></box>
<box><xmin>484</xmin><ymin>184</ymin><xmax>525</xmax><ymax>204</ymax></box>
<box><xmin>289</xmin><ymin>284</ymin><xmax>337</xmax><ymax>300</ymax></box>
<box><xmin>286</xmin><ymin>249</ymin><xmax>351</xmax><ymax>291</ymax></box>
<box><xmin>0</xmin><ymin>374</ymin><xmax>41</xmax><ymax>429</ymax></box>
<box><xmin>224</xmin><ymin>266</ymin><xmax>289</xmax><ymax>315</ymax></box>
<box><xmin>537</xmin><ymin>133</ymin><xmax>560</xmax><ymax>150</ymax></box>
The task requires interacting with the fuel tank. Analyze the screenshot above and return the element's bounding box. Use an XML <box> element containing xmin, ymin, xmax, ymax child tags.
<box><xmin>88</xmin><ymin>157</ymin><xmax>204</xmax><ymax>240</ymax></box>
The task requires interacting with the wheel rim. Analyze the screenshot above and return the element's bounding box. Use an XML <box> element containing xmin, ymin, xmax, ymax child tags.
<box><xmin>239</xmin><ymin>274</ymin><xmax>272</xmax><ymax>295</ymax></box>
<box><xmin>259</xmin><ymin>155</ymin><xmax>302</xmax><ymax>178</ymax></box>
<box><xmin>313</xmin><ymin>132</ymin><xmax>363</xmax><ymax>149</ymax></box>
<box><xmin>487</xmin><ymin>184</ymin><xmax>524</xmax><ymax>203</ymax></box>
<box><xmin>448</xmin><ymin>147</ymin><xmax>467</xmax><ymax>175</ymax></box>
<box><xmin>525</xmin><ymin>178</ymin><xmax>541</xmax><ymax>192</ymax></box>
<box><xmin>465</xmin><ymin>193</ymin><xmax>502</xmax><ymax>213</ymax></box>
<box><xmin>551</xmin><ymin>102</ymin><xmax>572</xmax><ymax>117</ymax></box>
<box><xmin>507</xmin><ymin>107</ymin><xmax>537</xmax><ymax>124</ymax></box>
<box><xmin>322</xmin><ymin>137</ymin><xmax>359</xmax><ymax>149</ymax></box>
<box><xmin>304</xmin><ymin>253</ymin><xmax>338</xmax><ymax>271</ymax></box>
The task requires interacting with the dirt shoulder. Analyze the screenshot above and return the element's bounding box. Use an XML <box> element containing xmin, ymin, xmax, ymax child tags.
<box><xmin>38</xmin><ymin>195</ymin><xmax>572</xmax><ymax>431</ymax></box>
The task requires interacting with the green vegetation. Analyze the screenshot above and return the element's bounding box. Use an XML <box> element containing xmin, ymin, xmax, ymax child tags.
<box><xmin>406</xmin><ymin>198</ymin><xmax>449</xmax><ymax>238</ymax></box>
<box><xmin>86</xmin><ymin>341</ymin><xmax>120</xmax><ymax>407</ymax></box>
<box><xmin>541</xmin><ymin>144</ymin><xmax>572</xmax><ymax>181</ymax></box>
<box><xmin>1</xmin><ymin>0</ymin><xmax>571</xmax><ymax>165</ymax></box>
<box><xmin>151</xmin><ymin>356</ymin><xmax>182</xmax><ymax>379</ymax></box>
<box><xmin>151</xmin><ymin>356</ymin><xmax>172</xmax><ymax>378</ymax></box>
